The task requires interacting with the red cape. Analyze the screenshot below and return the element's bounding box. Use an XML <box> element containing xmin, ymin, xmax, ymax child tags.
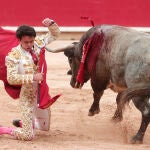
<box><xmin>0</xmin><ymin>27</ymin><xmax>60</xmax><ymax>109</ymax></box>
<box><xmin>0</xmin><ymin>27</ymin><xmax>21</xmax><ymax>98</ymax></box>
<box><xmin>38</xmin><ymin>48</ymin><xmax>61</xmax><ymax>109</ymax></box>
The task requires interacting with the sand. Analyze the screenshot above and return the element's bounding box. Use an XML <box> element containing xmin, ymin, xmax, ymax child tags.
<box><xmin>0</xmin><ymin>40</ymin><xmax>150</xmax><ymax>150</ymax></box>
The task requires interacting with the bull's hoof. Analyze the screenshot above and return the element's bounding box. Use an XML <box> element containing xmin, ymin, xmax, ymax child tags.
<box><xmin>67</xmin><ymin>70</ymin><xmax>72</xmax><ymax>75</ymax></box>
<box><xmin>88</xmin><ymin>112</ymin><xmax>94</xmax><ymax>116</ymax></box>
<box><xmin>88</xmin><ymin>109</ymin><xmax>100</xmax><ymax>116</ymax></box>
<box><xmin>111</xmin><ymin>115</ymin><xmax>123</xmax><ymax>123</ymax></box>
<box><xmin>130</xmin><ymin>136</ymin><xmax>143</xmax><ymax>144</ymax></box>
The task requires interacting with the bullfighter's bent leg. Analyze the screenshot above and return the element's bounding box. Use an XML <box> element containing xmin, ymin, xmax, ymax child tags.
<box><xmin>12</xmin><ymin>88</ymin><xmax>35</xmax><ymax>141</ymax></box>
<box><xmin>0</xmin><ymin>97</ymin><xmax>34</xmax><ymax>141</ymax></box>
<box><xmin>0</xmin><ymin>85</ymin><xmax>35</xmax><ymax>141</ymax></box>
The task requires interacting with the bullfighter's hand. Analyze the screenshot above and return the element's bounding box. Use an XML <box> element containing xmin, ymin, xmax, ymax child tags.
<box><xmin>33</xmin><ymin>73</ymin><xmax>44</xmax><ymax>83</ymax></box>
<box><xmin>42</xmin><ymin>18</ymin><xmax>55</xmax><ymax>27</ymax></box>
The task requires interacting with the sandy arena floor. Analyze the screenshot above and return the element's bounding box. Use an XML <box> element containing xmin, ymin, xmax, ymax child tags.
<box><xmin>0</xmin><ymin>40</ymin><xmax>150</xmax><ymax>150</ymax></box>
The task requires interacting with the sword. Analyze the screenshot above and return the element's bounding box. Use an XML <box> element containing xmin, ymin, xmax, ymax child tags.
<box><xmin>37</xmin><ymin>64</ymin><xmax>44</xmax><ymax>106</ymax></box>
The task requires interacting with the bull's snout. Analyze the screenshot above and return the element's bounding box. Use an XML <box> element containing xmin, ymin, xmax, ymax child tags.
<box><xmin>70</xmin><ymin>79</ymin><xmax>76</xmax><ymax>88</ymax></box>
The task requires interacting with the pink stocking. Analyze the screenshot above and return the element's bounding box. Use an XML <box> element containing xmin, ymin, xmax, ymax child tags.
<box><xmin>0</xmin><ymin>127</ymin><xmax>14</xmax><ymax>136</ymax></box>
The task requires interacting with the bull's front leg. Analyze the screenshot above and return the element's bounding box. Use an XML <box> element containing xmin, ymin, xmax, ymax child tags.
<box><xmin>88</xmin><ymin>91</ymin><xmax>104</xmax><ymax>116</ymax></box>
<box><xmin>88</xmin><ymin>80</ymin><xmax>106</xmax><ymax>116</ymax></box>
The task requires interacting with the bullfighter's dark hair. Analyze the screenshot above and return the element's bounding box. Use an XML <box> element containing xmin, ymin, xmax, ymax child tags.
<box><xmin>16</xmin><ymin>25</ymin><xmax>36</xmax><ymax>40</ymax></box>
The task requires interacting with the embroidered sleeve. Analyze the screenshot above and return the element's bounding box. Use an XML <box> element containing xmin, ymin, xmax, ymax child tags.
<box><xmin>5</xmin><ymin>49</ymin><xmax>33</xmax><ymax>85</ymax></box>
<box><xmin>35</xmin><ymin>23</ymin><xmax>60</xmax><ymax>48</ymax></box>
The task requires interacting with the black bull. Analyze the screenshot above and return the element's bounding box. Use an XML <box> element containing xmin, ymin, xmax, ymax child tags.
<box><xmin>46</xmin><ymin>25</ymin><xmax>150</xmax><ymax>144</ymax></box>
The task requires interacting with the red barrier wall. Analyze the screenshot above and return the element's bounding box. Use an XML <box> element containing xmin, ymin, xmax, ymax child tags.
<box><xmin>0</xmin><ymin>0</ymin><xmax>150</xmax><ymax>27</ymax></box>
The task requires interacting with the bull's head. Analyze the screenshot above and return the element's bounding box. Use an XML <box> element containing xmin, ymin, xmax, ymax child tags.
<box><xmin>45</xmin><ymin>42</ymin><xmax>90</xmax><ymax>88</ymax></box>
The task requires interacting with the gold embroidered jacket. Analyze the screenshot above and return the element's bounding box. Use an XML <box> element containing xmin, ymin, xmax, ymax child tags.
<box><xmin>5</xmin><ymin>23</ymin><xmax>60</xmax><ymax>85</ymax></box>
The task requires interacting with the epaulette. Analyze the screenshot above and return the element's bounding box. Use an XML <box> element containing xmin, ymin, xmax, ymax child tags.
<box><xmin>8</xmin><ymin>49</ymin><xmax>21</xmax><ymax>60</ymax></box>
<box><xmin>35</xmin><ymin>37</ymin><xmax>43</xmax><ymax>45</ymax></box>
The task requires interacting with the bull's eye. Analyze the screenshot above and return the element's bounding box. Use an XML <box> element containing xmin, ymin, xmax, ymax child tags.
<box><xmin>68</xmin><ymin>57</ymin><xmax>72</xmax><ymax>64</ymax></box>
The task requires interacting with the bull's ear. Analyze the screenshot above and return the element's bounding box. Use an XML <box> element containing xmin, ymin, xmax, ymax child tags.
<box><xmin>64</xmin><ymin>48</ymin><xmax>74</xmax><ymax>57</ymax></box>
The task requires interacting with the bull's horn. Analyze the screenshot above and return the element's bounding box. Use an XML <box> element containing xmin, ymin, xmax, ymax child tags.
<box><xmin>45</xmin><ymin>44</ymin><xmax>74</xmax><ymax>53</ymax></box>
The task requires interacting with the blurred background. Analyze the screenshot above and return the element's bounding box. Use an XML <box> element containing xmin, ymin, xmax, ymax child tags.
<box><xmin>1</xmin><ymin>0</ymin><xmax>150</xmax><ymax>39</ymax></box>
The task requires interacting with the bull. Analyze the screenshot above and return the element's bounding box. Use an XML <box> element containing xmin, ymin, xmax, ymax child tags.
<box><xmin>46</xmin><ymin>25</ymin><xmax>150</xmax><ymax>144</ymax></box>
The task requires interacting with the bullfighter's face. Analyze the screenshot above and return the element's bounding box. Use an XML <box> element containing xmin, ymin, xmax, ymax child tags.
<box><xmin>20</xmin><ymin>36</ymin><xmax>35</xmax><ymax>51</ymax></box>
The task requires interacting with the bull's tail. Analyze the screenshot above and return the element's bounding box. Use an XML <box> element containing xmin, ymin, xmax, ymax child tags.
<box><xmin>119</xmin><ymin>86</ymin><xmax>150</xmax><ymax>111</ymax></box>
